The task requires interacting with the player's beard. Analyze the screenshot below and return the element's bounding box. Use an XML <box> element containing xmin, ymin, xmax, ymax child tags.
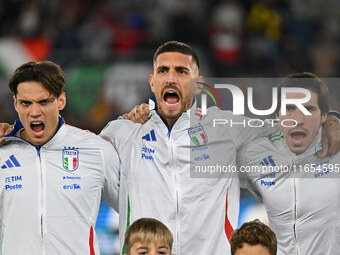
<box><xmin>155</xmin><ymin>88</ymin><xmax>190</xmax><ymax>126</ymax></box>
<box><xmin>156</xmin><ymin>97</ymin><xmax>185</xmax><ymax>124</ymax></box>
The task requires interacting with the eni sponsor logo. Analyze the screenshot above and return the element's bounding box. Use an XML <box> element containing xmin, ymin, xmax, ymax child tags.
<box><xmin>63</xmin><ymin>184</ymin><xmax>81</xmax><ymax>190</ymax></box>
<box><xmin>194</xmin><ymin>154</ymin><xmax>211</xmax><ymax>161</ymax></box>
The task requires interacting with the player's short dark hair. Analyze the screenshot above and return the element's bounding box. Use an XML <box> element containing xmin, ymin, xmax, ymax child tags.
<box><xmin>153</xmin><ymin>41</ymin><xmax>200</xmax><ymax>69</ymax></box>
<box><xmin>230</xmin><ymin>219</ymin><xmax>277</xmax><ymax>255</ymax></box>
<box><xmin>124</xmin><ymin>218</ymin><xmax>173</xmax><ymax>255</ymax></box>
<box><xmin>9</xmin><ymin>61</ymin><xmax>65</xmax><ymax>97</ymax></box>
<box><xmin>275</xmin><ymin>72</ymin><xmax>330</xmax><ymax>116</ymax></box>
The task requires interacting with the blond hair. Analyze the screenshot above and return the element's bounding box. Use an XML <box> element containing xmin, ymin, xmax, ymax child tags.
<box><xmin>124</xmin><ymin>218</ymin><xmax>173</xmax><ymax>255</ymax></box>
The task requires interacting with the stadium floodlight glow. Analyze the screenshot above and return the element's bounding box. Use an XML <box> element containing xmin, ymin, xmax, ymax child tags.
<box><xmin>200</xmin><ymin>84</ymin><xmax>311</xmax><ymax>116</ymax></box>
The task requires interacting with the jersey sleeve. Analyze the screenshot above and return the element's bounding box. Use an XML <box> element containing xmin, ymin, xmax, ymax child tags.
<box><xmin>244</xmin><ymin>179</ymin><xmax>263</xmax><ymax>202</ymax></box>
<box><xmin>236</xmin><ymin>138</ymin><xmax>263</xmax><ymax>202</ymax></box>
<box><xmin>227</xmin><ymin>114</ymin><xmax>279</xmax><ymax>150</ymax></box>
<box><xmin>99</xmin><ymin>119</ymin><xmax>138</xmax><ymax>155</ymax></box>
<box><xmin>99</xmin><ymin>121</ymin><xmax>117</xmax><ymax>147</ymax></box>
<box><xmin>101</xmin><ymin>142</ymin><xmax>120</xmax><ymax>212</ymax></box>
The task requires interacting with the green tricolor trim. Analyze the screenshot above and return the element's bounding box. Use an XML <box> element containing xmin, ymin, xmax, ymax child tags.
<box><xmin>122</xmin><ymin>195</ymin><xmax>131</xmax><ymax>254</ymax></box>
<box><xmin>102</xmin><ymin>122</ymin><xmax>111</xmax><ymax>130</ymax></box>
<box><xmin>1</xmin><ymin>230</ymin><xmax>3</xmax><ymax>255</ymax></box>
<box><xmin>268</xmin><ymin>131</ymin><xmax>282</xmax><ymax>142</ymax></box>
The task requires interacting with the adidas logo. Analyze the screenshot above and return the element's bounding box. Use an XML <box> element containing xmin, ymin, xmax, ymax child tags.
<box><xmin>259</xmin><ymin>156</ymin><xmax>276</xmax><ymax>166</ymax></box>
<box><xmin>1</xmin><ymin>155</ymin><xmax>21</xmax><ymax>169</ymax></box>
<box><xmin>142</xmin><ymin>129</ymin><xmax>157</xmax><ymax>141</ymax></box>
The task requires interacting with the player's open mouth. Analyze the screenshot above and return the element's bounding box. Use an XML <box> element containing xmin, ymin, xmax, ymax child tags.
<box><xmin>163</xmin><ymin>90</ymin><xmax>180</xmax><ymax>107</ymax></box>
<box><xmin>290</xmin><ymin>131</ymin><xmax>306</xmax><ymax>145</ymax></box>
<box><xmin>30</xmin><ymin>121</ymin><xmax>45</xmax><ymax>137</ymax></box>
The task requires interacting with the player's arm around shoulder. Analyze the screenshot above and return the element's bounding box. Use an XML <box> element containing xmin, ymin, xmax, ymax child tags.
<box><xmin>66</xmin><ymin>127</ymin><xmax>122</xmax><ymax>211</ymax></box>
<box><xmin>236</xmin><ymin>137</ymin><xmax>271</xmax><ymax>201</ymax></box>
<box><xmin>0</xmin><ymin>123</ymin><xmax>12</xmax><ymax>146</ymax></box>
<box><xmin>100</xmin><ymin>119</ymin><xmax>141</xmax><ymax>148</ymax></box>
<box><xmin>211</xmin><ymin>108</ymin><xmax>279</xmax><ymax>149</ymax></box>
<box><xmin>98</xmin><ymin>136</ymin><xmax>121</xmax><ymax>212</ymax></box>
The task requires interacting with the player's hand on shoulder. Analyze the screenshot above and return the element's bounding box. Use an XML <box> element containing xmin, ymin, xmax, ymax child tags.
<box><xmin>320</xmin><ymin>114</ymin><xmax>340</xmax><ymax>158</ymax></box>
<box><xmin>0</xmin><ymin>123</ymin><xmax>13</xmax><ymax>146</ymax></box>
<box><xmin>122</xmin><ymin>103</ymin><xmax>150</xmax><ymax>124</ymax></box>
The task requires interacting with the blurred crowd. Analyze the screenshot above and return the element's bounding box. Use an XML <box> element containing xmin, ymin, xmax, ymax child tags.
<box><xmin>0</xmin><ymin>2</ymin><xmax>338</xmax><ymax>254</ymax></box>
<box><xmin>0</xmin><ymin>0</ymin><xmax>339</xmax><ymax>132</ymax></box>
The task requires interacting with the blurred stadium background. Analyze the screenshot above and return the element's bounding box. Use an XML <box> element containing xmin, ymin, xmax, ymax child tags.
<box><xmin>0</xmin><ymin>0</ymin><xmax>339</xmax><ymax>254</ymax></box>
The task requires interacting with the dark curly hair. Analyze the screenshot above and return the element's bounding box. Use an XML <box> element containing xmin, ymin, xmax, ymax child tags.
<box><xmin>230</xmin><ymin>219</ymin><xmax>277</xmax><ymax>255</ymax></box>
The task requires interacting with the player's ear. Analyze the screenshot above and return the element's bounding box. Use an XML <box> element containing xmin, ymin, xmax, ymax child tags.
<box><xmin>149</xmin><ymin>74</ymin><xmax>155</xmax><ymax>93</ymax></box>
<box><xmin>13</xmin><ymin>95</ymin><xmax>18</xmax><ymax>113</ymax></box>
<box><xmin>320</xmin><ymin>112</ymin><xmax>327</xmax><ymax>124</ymax></box>
<box><xmin>193</xmin><ymin>76</ymin><xmax>204</xmax><ymax>95</ymax></box>
<box><xmin>58</xmin><ymin>92</ymin><xmax>66</xmax><ymax>111</ymax></box>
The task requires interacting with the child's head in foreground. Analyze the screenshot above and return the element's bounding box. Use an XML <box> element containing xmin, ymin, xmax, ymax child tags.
<box><xmin>230</xmin><ymin>219</ymin><xmax>277</xmax><ymax>255</ymax></box>
<box><xmin>124</xmin><ymin>218</ymin><xmax>173</xmax><ymax>255</ymax></box>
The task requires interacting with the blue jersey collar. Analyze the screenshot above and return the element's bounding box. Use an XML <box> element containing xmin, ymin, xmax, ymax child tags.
<box><xmin>149</xmin><ymin>96</ymin><xmax>196</xmax><ymax>136</ymax></box>
<box><xmin>149</xmin><ymin>97</ymin><xmax>173</xmax><ymax>135</ymax></box>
